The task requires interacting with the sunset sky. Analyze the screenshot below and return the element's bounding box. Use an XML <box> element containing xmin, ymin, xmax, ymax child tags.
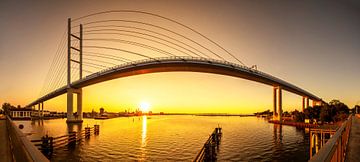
<box><xmin>1</xmin><ymin>0</ymin><xmax>360</xmax><ymax>114</ymax></box>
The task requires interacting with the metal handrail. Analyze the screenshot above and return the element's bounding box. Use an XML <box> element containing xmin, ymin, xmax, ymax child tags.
<box><xmin>6</xmin><ymin>116</ymin><xmax>49</xmax><ymax>162</ymax></box>
<box><xmin>309</xmin><ymin>115</ymin><xmax>352</xmax><ymax>162</ymax></box>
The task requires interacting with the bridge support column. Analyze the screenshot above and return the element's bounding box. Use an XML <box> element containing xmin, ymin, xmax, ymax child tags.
<box><xmin>66</xmin><ymin>88</ymin><xmax>83</xmax><ymax>123</ymax></box>
<box><xmin>41</xmin><ymin>102</ymin><xmax>44</xmax><ymax>118</ymax></box>
<box><xmin>306</xmin><ymin>97</ymin><xmax>310</xmax><ymax>108</ymax></box>
<box><xmin>273</xmin><ymin>86</ymin><xmax>282</xmax><ymax>122</ymax></box>
<box><xmin>273</xmin><ymin>87</ymin><xmax>277</xmax><ymax>120</ymax></box>
<box><xmin>38</xmin><ymin>104</ymin><xmax>40</xmax><ymax>118</ymax></box>
<box><xmin>277</xmin><ymin>87</ymin><xmax>282</xmax><ymax>122</ymax></box>
<box><xmin>302</xmin><ymin>97</ymin><xmax>305</xmax><ymax>112</ymax></box>
<box><xmin>312</xmin><ymin>100</ymin><xmax>316</xmax><ymax>107</ymax></box>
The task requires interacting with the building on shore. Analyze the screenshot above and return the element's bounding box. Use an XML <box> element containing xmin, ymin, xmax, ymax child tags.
<box><xmin>9</xmin><ymin>107</ymin><xmax>32</xmax><ymax>120</ymax></box>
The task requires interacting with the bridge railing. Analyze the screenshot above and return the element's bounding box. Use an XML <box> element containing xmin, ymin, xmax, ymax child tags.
<box><xmin>6</xmin><ymin>116</ymin><xmax>49</xmax><ymax>162</ymax></box>
<box><xmin>84</xmin><ymin>56</ymin><xmax>251</xmax><ymax>78</ymax></box>
<box><xmin>309</xmin><ymin>115</ymin><xmax>352</xmax><ymax>162</ymax></box>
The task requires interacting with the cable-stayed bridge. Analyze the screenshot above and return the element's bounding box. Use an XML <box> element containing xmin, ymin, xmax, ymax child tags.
<box><xmin>27</xmin><ymin>10</ymin><xmax>323</xmax><ymax>123</ymax></box>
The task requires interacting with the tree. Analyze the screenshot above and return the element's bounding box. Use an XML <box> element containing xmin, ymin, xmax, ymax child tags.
<box><xmin>2</xmin><ymin>103</ymin><xmax>15</xmax><ymax>115</ymax></box>
<box><xmin>329</xmin><ymin>99</ymin><xmax>349</xmax><ymax>122</ymax></box>
<box><xmin>292</xmin><ymin>110</ymin><xmax>305</xmax><ymax>122</ymax></box>
<box><xmin>320</xmin><ymin>104</ymin><xmax>332</xmax><ymax>122</ymax></box>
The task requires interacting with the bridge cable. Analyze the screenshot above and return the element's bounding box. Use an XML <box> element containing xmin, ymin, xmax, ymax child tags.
<box><xmin>79</xmin><ymin>25</ymin><xmax>207</xmax><ymax>58</ymax></box>
<box><xmin>83</xmin><ymin>45</ymin><xmax>156</xmax><ymax>60</ymax></box>
<box><xmin>83</xmin><ymin>51</ymin><xmax>132</xmax><ymax>62</ymax></box>
<box><xmin>82</xmin><ymin>52</ymin><xmax>130</xmax><ymax>63</ymax></box>
<box><xmin>71</xmin><ymin>10</ymin><xmax>245</xmax><ymax>65</ymax></box>
<box><xmin>83</xmin><ymin>31</ymin><xmax>197</xmax><ymax>57</ymax></box>
<box><xmin>79</xmin><ymin>20</ymin><xmax>221</xmax><ymax>60</ymax></box>
<box><xmin>84</xmin><ymin>38</ymin><xmax>176</xmax><ymax>57</ymax></box>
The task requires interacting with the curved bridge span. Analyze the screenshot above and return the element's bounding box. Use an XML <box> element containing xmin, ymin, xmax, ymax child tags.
<box><xmin>29</xmin><ymin>56</ymin><xmax>321</xmax><ymax>106</ymax></box>
<box><xmin>27</xmin><ymin>12</ymin><xmax>323</xmax><ymax>123</ymax></box>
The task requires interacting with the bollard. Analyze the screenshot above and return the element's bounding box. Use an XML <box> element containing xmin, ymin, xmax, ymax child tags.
<box><xmin>41</xmin><ymin>135</ymin><xmax>49</xmax><ymax>153</ymax></box>
<box><xmin>68</xmin><ymin>131</ymin><xmax>77</xmax><ymax>146</ymax></box>
<box><xmin>41</xmin><ymin>135</ymin><xmax>53</xmax><ymax>157</ymax></box>
<box><xmin>49</xmin><ymin>137</ymin><xmax>53</xmax><ymax>153</ymax></box>
<box><xmin>85</xmin><ymin>127</ymin><xmax>91</xmax><ymax>138</ymax></box>
<box><xmin>94</xmin><ymin>124</ymin><xmax>100</xmax><ymax>135</ymax></box>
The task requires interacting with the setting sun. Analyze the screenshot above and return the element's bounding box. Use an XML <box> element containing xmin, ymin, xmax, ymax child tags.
<box><xmin>139</xmin><ymin>101</ymin><xmax>151</xmax><ymax>112</ymax></box>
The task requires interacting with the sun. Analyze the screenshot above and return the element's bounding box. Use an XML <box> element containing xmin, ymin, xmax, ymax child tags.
<box><xmin>139</xmin><ymin>101</ymin><xmax>151</xmax><ymax>112</ymax></box>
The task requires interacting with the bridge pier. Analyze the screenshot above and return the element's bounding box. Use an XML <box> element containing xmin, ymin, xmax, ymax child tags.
<box><xmin>37</xmin><ymin>104</ymin><xmax>41</xmax><ymax>118</ymax></box>
<box><xmin>273</xmin><ymin>86</ymin><xmax>282</xmax><ymax>122</ymax></box>
<box><xmin>66</xmin><ymin>88</ymin><xmax>83</xmax><ymax>123</ymax></box>
<box><xmin>273</xmin><ymin>87</ymin><xmax>277</xmax><ymax>120</ymax></box>
<box><xmin>302</xmin><ymin>96</ymin><xmax>311</xmax><ymax>112</ymax></box>
<box><xmin>41</xmin><ymin>102</ymin><xmax>44</xmax><ymax>118</ymax></box>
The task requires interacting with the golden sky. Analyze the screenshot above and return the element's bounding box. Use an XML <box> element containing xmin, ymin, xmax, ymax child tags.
<box><xmin>1</xmin><ymin>0</ymin><xmax>360</xmax><ymax>113</ymax></box>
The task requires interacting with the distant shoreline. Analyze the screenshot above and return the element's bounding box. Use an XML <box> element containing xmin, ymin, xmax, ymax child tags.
<box><xmin>158</xmin><ymin>113</ymin><xmax>255</xmax><ymax>117</ymax></box>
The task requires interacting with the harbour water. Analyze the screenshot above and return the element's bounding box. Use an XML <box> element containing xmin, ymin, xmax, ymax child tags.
<box><xmin>15</xmin><ymin>116</ymin><xmax>310</xmax><ymax>161</ymax></box>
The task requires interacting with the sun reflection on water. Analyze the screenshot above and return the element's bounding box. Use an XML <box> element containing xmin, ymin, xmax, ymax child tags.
<box><xmin>139</xmin><ymin>115</ymin><xmax>148</xmax><ymax>160</ymax></box>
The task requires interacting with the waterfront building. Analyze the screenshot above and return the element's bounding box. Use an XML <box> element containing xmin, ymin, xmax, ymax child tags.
<box><xmin>9</xmin><ymin>107</ymin><xmax>32</xmax><ymax>120</ymax></box>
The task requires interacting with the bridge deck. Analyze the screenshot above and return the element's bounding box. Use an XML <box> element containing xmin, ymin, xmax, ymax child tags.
<box><xmin>346</xmin><ymin>114</ymin><xmax>360</xmax><ymax>162</ymax></box>
<box><xmin>0</xmin><ymin>119</ymin><xmax>12</xmax><ymax>162</ymax></box>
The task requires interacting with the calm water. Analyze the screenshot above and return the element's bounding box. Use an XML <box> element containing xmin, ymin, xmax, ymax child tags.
<box><xmin>15</xmin><ymin>116</ymin><xmax>310</xmax><ymax>161</ymax></box>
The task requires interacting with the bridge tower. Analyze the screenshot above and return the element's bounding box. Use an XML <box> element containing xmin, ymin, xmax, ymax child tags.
<box><xmin>66</xmin><ymin>18</ymin><xmax>83</xmax><ymax>123</ymax></box>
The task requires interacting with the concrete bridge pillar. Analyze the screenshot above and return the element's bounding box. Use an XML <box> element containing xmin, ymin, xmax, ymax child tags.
<box><xmin>277</xmin><ymin>87</ymin><xmax>282</xmax><ymax>122</ymax></box>
<box><xmin>273</xmin><ymin>86</ymin><xmax>282</xmax><ymax>122</ymax></box>
<box><xmin>41</xmin><ymin>102</ymin><xmax>44</xmax><ymax>118</ymax></box>
<box><xmin>306</xmin><ymin>97</ymin><xmax>310</xmax><ymax>108</ymax></box>
<box><xmin>66</xmin><ymin>88</ymin><xmax>83</xmax><ymax>123</ymax></box>
<box><xmin>37</xmin><ymin>104</ymin><xmax>40</xmax><ymax>118</ymax></box>
<box><xmin>273</xmin><ymin>87</ymin><xmax>277</xmax><ymax>120</ymax></box>
<box><xmin>302</xmin><ymin>97</ymin><xmax>305</xmax><ymax>112</ymax></box>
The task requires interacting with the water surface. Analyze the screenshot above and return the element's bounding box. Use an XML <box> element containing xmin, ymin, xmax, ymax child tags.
<box><xmin>15</xmin><ymin>116</ymin><xmax>309</xmax><ymax>161</ymax></box>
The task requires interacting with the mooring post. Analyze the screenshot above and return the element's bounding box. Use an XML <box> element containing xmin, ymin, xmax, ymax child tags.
<box><xmin>94</xmin><ymin>124</ymin><xmax>100</xmax><ymax>135</ymax></box>
<box><xmin>85</xmin><ymin>126</ymin><xmax>90</xmax><ymax>138</ymax></box>
<box><xmin>49</xmin><ymin>137</ymin><xmax>53</xmax><ymax>153</ymax></box>
<box><xmin>68</xmin><ymin>131</ymin><xmax>76</xmax><ymax>146</ymax></box>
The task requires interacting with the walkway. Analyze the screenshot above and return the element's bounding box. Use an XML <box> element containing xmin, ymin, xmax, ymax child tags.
<box><xmin>346</xmin><ymin>114</ymin><xmax>360</xmax><ymax>162</ymax></box>
<box><xmin>0</xmin><ymin>119</ymin><xmax>12</xmax><ymax>162</ymax></box>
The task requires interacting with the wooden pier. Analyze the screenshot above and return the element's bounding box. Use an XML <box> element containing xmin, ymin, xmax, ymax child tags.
<box><xmin>31</xmin><ymin>124</ymin><xmax>100</xmax><ymax>158</ymax></box>
<box><xmin>194</xmin><ymin>127</ymin><xmax>222</xmax><ymax>162</ymax></box>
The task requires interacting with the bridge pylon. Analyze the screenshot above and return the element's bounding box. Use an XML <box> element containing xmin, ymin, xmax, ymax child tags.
<box><xmin>66</xmin><ymin>18</ymin><xmax>83</xmax><ymax>123</ymax></box>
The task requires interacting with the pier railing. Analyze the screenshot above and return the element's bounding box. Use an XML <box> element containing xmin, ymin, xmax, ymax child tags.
<box><xmin>309</xmin><ymin>115</ymin><xmax>352</xmax><ymax>162</ymax></box>
<box><xmin>269</xmin><ymin>120</ymin><xmax>319</xmax><ymax>128</ymax></box>
<box><xmin>31</xmin><ymin>125</ymin><xmax>100</xmax><ymax>158</ymax></box>
<box><xmin>5</xmin><ymin>116</ymin><xmax>49</xmax><ymax>162</ymax></box>
<box><xmin>194</xmin><ymin>127</ymin><xmax>222</xmax><ymax>162</ymax></box>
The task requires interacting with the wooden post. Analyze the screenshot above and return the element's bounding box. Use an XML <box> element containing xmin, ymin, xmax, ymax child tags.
<box><xmin>94</xmin><ymin>124</ymin><xmax>100</xmax><ymax>135</ymax></box>
<box><xmin>85</xmin><ymin>127</ymin><xmax>90</xmax><ymax>138</ymax></box>
<box><xmin>68</xmin><ymin>131</ymin><xmax>76</xmax><ymax>146</ymax></box>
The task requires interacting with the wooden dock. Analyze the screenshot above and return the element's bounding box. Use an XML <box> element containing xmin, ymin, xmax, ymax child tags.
<box><xmin>194</xmin><ymin>127</ymin><xmax>222</xmax><ymax>162</ymax></box>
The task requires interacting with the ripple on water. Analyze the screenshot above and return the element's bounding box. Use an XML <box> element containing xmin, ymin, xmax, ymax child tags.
<box><xmin>18</xmin><ymin>116</ymin><xmax>310</xmax><ymax>161</ymax></box>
